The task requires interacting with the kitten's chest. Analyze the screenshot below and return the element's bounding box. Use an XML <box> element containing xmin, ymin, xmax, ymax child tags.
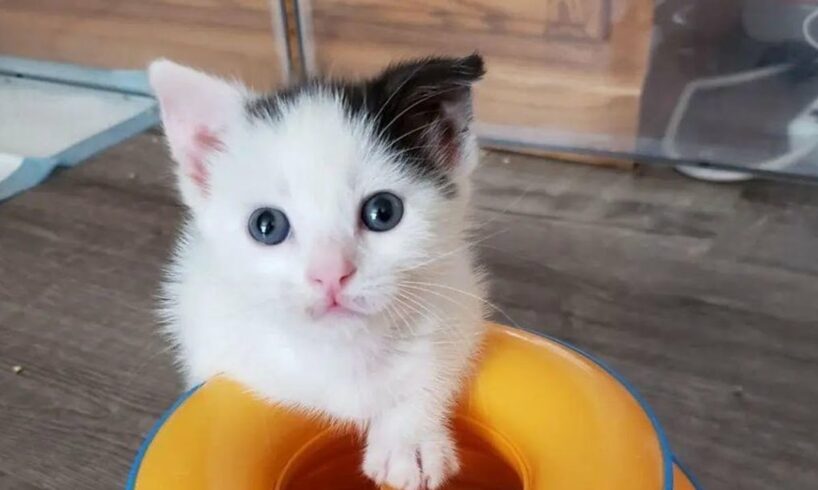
<box><xmin>238</xmin><ymin>331</ymin><xmax>414</xmax><ymax>420</ymax></box>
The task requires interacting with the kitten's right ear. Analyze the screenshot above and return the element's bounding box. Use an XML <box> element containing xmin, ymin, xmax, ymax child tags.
<box><xmin>148</xmin><ymin>59</ymin><xmax>245</xmax><ymax>207</ymax></box>
<box><xmin>367</xmin><ymin>54</ymin><xmax>485</xmax><ymax>175</ymax></box>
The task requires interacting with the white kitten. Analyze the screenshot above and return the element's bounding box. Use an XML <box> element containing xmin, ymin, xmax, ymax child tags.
<box><xmin>150</xmin><ymin>55</ymin><xmax>487</xmax><ymax>490</ymax></box>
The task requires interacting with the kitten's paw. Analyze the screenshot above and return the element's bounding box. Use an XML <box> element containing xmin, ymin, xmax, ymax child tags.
<box><xmin>363</xmin><ymin>433</ymin><xmax>459</xmax><ymax>490</ymax></box>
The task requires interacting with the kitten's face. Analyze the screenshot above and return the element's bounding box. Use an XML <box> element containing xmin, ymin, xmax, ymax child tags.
<box><xmin>200</xmin><ymin>96</ymin><xmax>455</xmax><ymax>320</ymax></box>
<box><xmin>150</xmin><ymin>56</ymin><xmax>484</xmax><ymax>324</ymax></box>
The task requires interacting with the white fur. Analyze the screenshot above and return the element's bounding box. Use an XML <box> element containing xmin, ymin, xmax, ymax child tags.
<box><xmin>150</xmin><ymin>60</ymin><xmax>486</xmax><ymax>490</ymax></box>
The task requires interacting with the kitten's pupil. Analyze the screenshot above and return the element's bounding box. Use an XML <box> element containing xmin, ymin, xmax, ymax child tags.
<box><xmin>249</xmin><ymin>208</ymin><xmax>289</xmax><ymax>245</ymax></box>
<box><xmin>362</xmin><ymin>192</ymin><xmax>404</xmax><ymax>232</ymax></box>
<box><xmin>258</xmin><ymin>213</ymin><xmax>274</xmax><ymax>235</ymax></box>
<box><xmin>371</xmin><ymin>201</ymin><xmax>392</xmax><ymax>222</ymax></box>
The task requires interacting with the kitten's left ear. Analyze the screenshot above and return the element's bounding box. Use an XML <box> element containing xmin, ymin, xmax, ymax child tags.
<box><xmin>148</xmin><ymin>59</ymin><xmax>246</xmax><ymax>208</ymax></box>
<box><xmin>369</xmin><ymin>54</ymin><xmax>485</xmax><ymax>173</ymax></box>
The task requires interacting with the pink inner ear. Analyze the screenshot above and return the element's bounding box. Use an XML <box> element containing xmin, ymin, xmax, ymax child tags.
<box><xmin>186</xmin><ymin>126</ymin><xmax>223</xmax><ymax>192</ymax></box>
<box><xmin>149</xmin><ymin>60</ymin><xmax>242</xmax><ymax>199</ymax></box>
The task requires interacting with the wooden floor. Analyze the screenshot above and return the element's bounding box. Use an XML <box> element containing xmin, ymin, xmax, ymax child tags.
<box><xmin>1</xmin><ymin>132</ymin><xmax>817</xmax><ymax>490</ymax></box>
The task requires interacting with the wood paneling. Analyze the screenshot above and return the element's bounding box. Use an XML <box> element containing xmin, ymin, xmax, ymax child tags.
<box><xmin>0</xmin><ymin>0</ymin><xmax>290</xmax><ymax>89</ymax></box>
<box><xmin>299</xmin><ymin>0</ymin><xmax>653</xmax><ymax>153</ymax></box>
<box><xmin>544</xmin><ymin>0</ymin><xmax>610</xmax><ymax>41</ymax></box>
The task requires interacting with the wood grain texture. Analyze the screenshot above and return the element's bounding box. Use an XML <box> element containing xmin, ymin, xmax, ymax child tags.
<box><xmin>1</xmin><ymin>134</ymin><xmax>817</xmax><ymax>489</ymax></box>
<box><xmin>544</xmin><ymin>0</ymin><xmax>609</xmax><ymax>41</ymax></box>
<box><xmin>0</xmin><ymin>0</ymin><xmax>290</xmax><ymax>89</ymax></box>
<box><xmin>299</xmin><ymin>0</ymin><xmax>653</xmax><ymax>152</ymax></box>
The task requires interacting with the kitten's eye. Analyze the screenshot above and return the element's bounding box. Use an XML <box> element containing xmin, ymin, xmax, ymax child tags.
<box><xmin>248</xmin><ymin>208</ymin><xmax>290</xmax><ymax>245</ymax></box>
<box><xmin>361</xmin><ymin>192</ymin><xmax>404</xmax><ymax>232</ymax></box>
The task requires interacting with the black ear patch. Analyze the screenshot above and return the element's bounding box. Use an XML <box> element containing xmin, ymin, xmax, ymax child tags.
<box><xmin>244</xmin><ymin>54</ymin><xmax>485</xmax><ymax>197</ymax></box>
<box><xmin>365</xmin><ymin>54</ymin><xmax>485</xmax><ymax>189</ymax></box>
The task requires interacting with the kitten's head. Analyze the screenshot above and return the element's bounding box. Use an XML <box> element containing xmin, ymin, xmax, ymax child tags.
<box><xmin>150</xmin><ymin>55</ymin><xmax>484</xmax><ymax>325</ymax></box>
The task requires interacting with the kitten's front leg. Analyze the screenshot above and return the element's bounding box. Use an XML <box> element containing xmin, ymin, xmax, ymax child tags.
<box><xmin>363</xmin><ymin>400</ymin><xmax>459</xmax><ymax>490</ymax></box>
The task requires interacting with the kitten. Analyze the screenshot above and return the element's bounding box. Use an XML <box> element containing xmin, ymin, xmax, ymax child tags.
<box><xmin>150</xmin><ymin>54</ymin><xmax>487</xmax><ymax>490</ymax></box>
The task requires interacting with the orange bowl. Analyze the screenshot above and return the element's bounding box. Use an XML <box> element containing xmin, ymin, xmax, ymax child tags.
<box><xmin>127</xmin><ymin>324</ymin><xmax>700</xmax><ymax>490</ymax></box>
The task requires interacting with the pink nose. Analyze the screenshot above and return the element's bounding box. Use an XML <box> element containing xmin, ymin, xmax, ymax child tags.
<box><xmin>308</xmin><ymin>255</ymin><xmax>356</xmax><ymax>292</ymax></box>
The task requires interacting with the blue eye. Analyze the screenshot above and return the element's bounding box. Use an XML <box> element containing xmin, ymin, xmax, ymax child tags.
<box><xmin>248</xmin><ymin>208</ymin><xmax>290</xmax><ymax>245</ymax></box>
<box><xmin>361</xmin><ymin>192</ymin><xmax>404</xmax><ymax>232</ymax></box>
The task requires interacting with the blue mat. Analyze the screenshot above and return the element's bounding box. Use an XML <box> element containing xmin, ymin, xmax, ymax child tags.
<box><xmin>0</xmin><ymin>56</ymin><xmax>159</xmax><ymax>201</ymax></box>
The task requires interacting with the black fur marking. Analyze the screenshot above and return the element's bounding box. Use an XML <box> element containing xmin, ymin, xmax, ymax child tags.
<box><xmin>246</xmin><ymin>54</ymin><xmax>485</xmax><ymax>198</ymax></box>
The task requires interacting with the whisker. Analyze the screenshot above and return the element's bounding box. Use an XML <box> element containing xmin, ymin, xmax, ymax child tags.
<box><xmin>371</xmin><ymin>60</ymin><xmax>431</xmax><ymax>126</ymax></box>
<box><xmin>377</xmin><ymin>86</ymin><xmax>465</xmax><ymax>141</ymax></box>
<box><xmin>395</xmin><ymin>227</ymin><xmax>508</xmax><ymax>274</ymax></box>
<box><xmin>401</xmin><ymin>281</ymin><xmax>519</xmax><ymax>329</ymax></box>
<box><xmin>398</xmin><ymin>288</ymin><xmax>474</xmax><ymax>345</ymax></box>
<box><xmin>396</xmin><ymin>289</ymin><xmax>445</xmax><ymax>325</ymax></box>
<box><xmin>401</xmin><ymin>285</ymin><xmax>483</xmax><ymax>323</ymax></box>
<box><xmin>469</xmin><ymin>177</ymin><xmax>538</xmax><ymax>232</ymax></box>
<box><xmin>381</xmin><ymin>300</ymin><xmax>401</xmax><ymax>332</ymax></box>
<box><xmin>386</xmin><ymin>119</ymin><xmax>441</xmax><ymax>151</ymax></box>
<box><xmin>390</xmin><ymin>294</ymin><xmax>421</xmax><ymax>338</ymax></box>
<box><xmin>121</xmin><ymin>340</ymin><xmax>174</xmax><ymax>391</ymax></box>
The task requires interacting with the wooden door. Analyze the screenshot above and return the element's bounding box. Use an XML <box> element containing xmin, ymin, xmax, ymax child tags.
<box><xmin>0</xmin><ymin>0</ymin><xmax>291</xmax><ymax>89</ymax></box>
<box><xmin>297</xmin><ymin>0</ymin><xmax>654</xmax><ymax>153</ymax></box>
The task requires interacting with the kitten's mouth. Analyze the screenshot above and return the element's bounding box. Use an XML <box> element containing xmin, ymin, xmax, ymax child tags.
<box><xmin>326</xmin><ymin>304</ymin><xmax>359</xmax><ymax>317</ymax></box>
<box><xmin>310</xmin><ymin>297</ymin><xmax>365</xmax><ymax>320</ymax></box>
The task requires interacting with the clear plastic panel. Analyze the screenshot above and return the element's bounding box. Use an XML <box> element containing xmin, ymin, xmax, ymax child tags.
<box><xmin>637</xmin><ymin>0</ymin><xmax>818</xmax><ymax>178</ymax></box>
